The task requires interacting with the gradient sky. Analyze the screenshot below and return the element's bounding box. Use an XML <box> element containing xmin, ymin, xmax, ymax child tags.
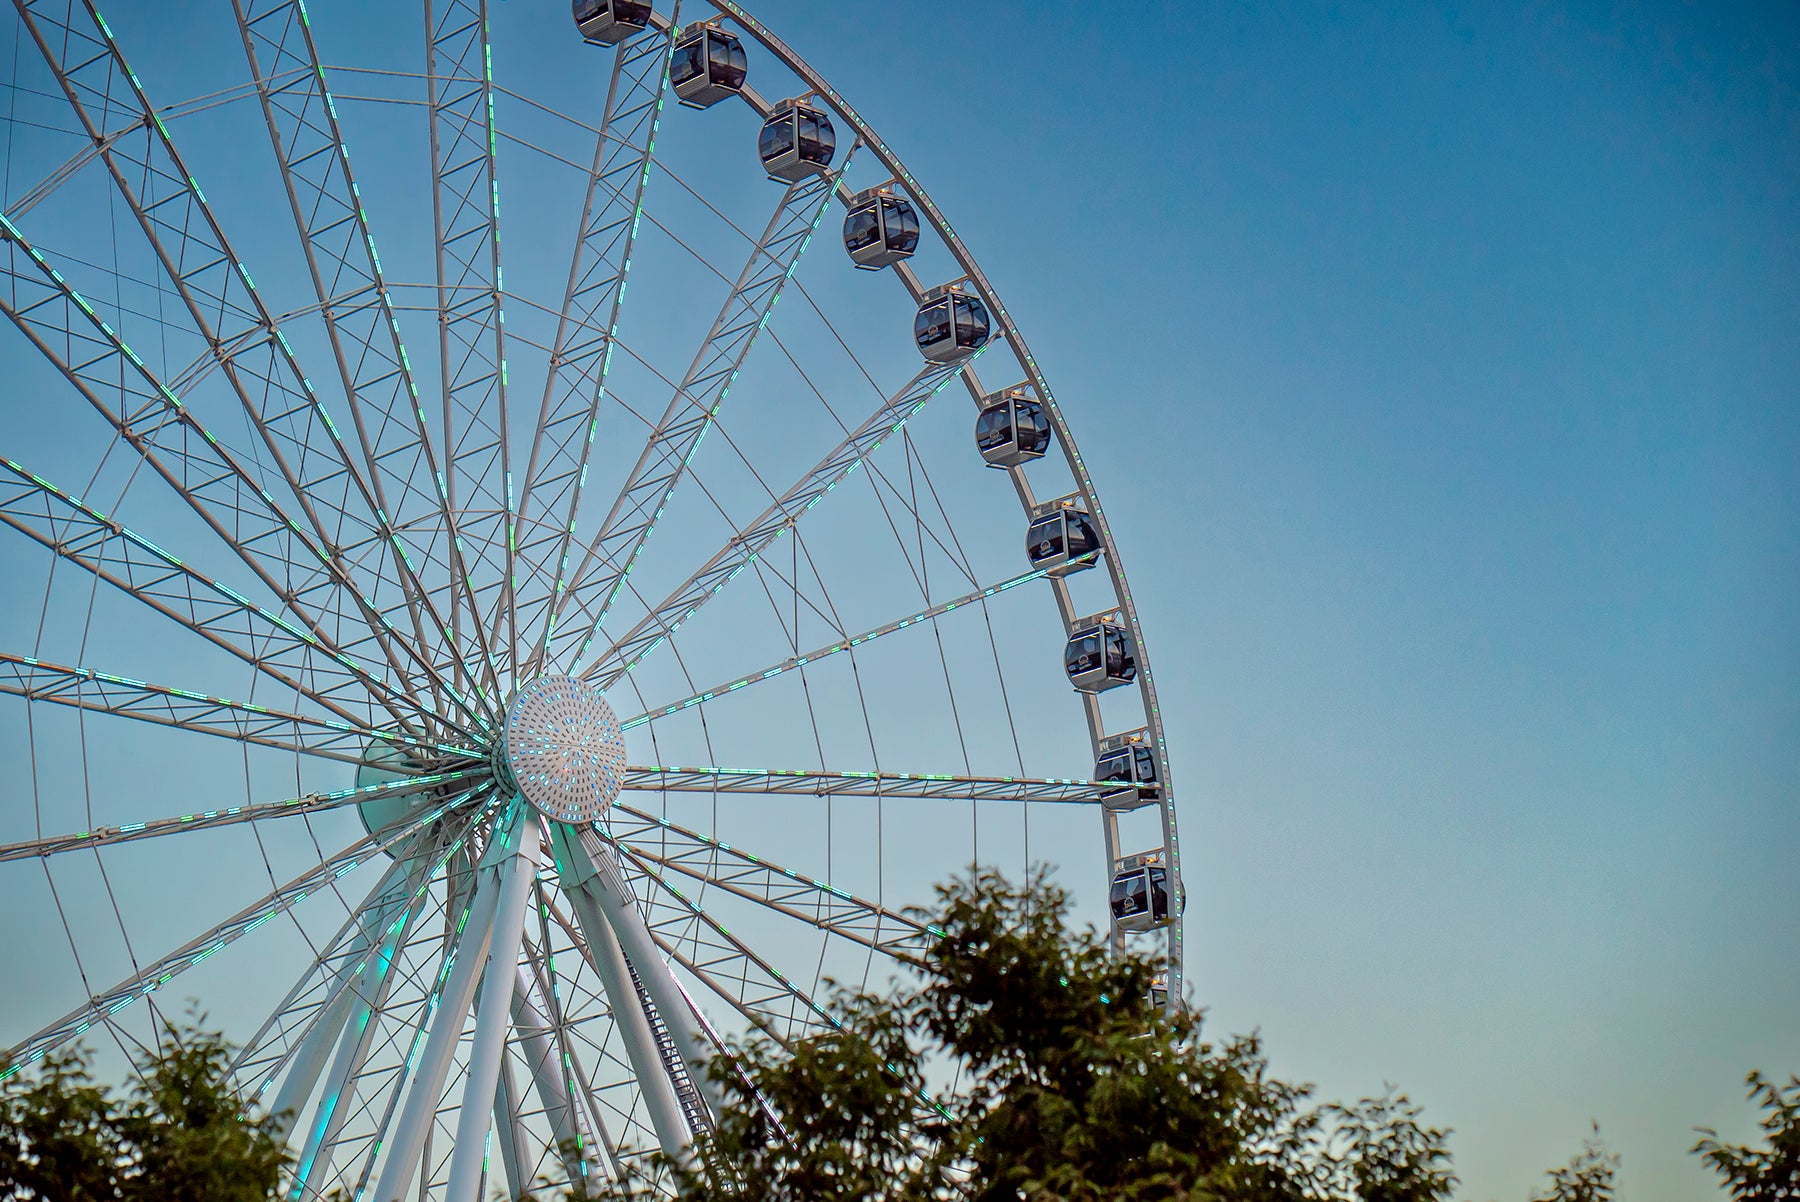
<box><xmin>2</xmin><ymin>3</ymin><xmax>1796</xmax><ymax>1200</ymax></box>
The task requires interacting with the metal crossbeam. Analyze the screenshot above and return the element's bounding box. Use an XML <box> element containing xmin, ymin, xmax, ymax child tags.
<box><xmin>14</xmin><ymin>0</ymin><xmax>474</xmax><ymax>723</ymax></box>
<box><xmin>608</xmin><ymin>802</ymin><xmax>930</xmax><ymax>962</ymax></box>
<box><xmin>0</xmin><ymin>214</ymin><xmax>472</xmax><ymax>735</ymax></box>
<box><xmin>538</xmin><ymin>146</ymin><xmax>856</xmax><ymax>678</ymax></box>
<box><xmin>426</xmin><ymin>0</ymin><xmax>512</xmax><ymax>693</ymax></box>
<box><xmin>0</xmin><ymin>456</ymin><xmax>447</xmax><ymax>738</ymax></box>
<box><xmin>0</xmin><ymin>770</ymin><xmax>489</xmax><ymax>865</ymax></box>
<box><xmin>0</xmin><ymin>783</ymin><xmax>487</xmax><ymax>1078</ymax></box>
<box><xmin>228</xmin><ymin>849</ymin><xmax>421</xmax><ymax>1095</ymax></box>
<box><xmin>617</xmin><ymin>765</ymin><xmax>1121</xmax><ymax>805</ymax></box>
<box><xmin>614</xmin><ymin>846</ymin><xmax>850</xmax><ymax>1046</ymax></box>
<box><xmin>233</xmin><ymin>0</ymin><xmax>484</xmax><ymax>713</ymax></box>
<box><xmin>621</xmin><ymin>566</ymin><xmax>1050</xmax><ymax>728</ymax></box>
<box><xmin>583</xmin><ymin>353</ymin><xmax>976</xmax><ymax>688</ymax></box>
<box><xmin>0</xmin><ymin>651</ymin><xmax>471</xmax><ymax>765</ymax></box>
<box><xmin>506</xmin><ymin>18</ymin><xmax>676</xmax><ymax>683</ymax></box>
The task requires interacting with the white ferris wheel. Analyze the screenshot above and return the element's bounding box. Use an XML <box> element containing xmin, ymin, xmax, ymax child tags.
<box><xmin>0</xmin><ymin>1</ymin><xmax>1184</xmax><ymax>1197</ymax></box>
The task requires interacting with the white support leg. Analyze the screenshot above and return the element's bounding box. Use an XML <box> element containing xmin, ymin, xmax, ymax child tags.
<box><xmin>369</xmin><ymin>855</ymin><xmax>504</xmax><ymax>1202</ymax></box>
<box><xmin>551</xmin><ymin>825</ymin><xmax>694</xmax><ymax>1163</ymax></box>
<box><xmin>445</xmin><ymin>814</ymin><xmax>541</xmax><ymax>1202</ymax></box>
<box><xmin>571</xmin><ymin>826</ymin><xmax>728</xmax><ymax>1117</ymax></box>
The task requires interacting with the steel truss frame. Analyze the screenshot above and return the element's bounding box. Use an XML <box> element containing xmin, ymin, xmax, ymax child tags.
<box><xmin>0</xmin><ymin>3</ymin><xmax>1185</xmax><ymax>1199</ymax></box>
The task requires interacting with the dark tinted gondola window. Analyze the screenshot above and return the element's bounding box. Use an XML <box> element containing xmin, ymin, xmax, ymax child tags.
<box><xmin>1134</xmin><ymin>746</ymin><xmax>1158</xmax><ymax>783</ymax></box>
<box><xmin>1065</xmin><ymin>515</ymin><xmax>1098</xmax><ymax>558</ymax></box>
<box><xmin>914</xmin><ymin>300</ymin><xmax>951</xmax><ymax>348</ymax></box>
<box><xmin>617</xmin><ymin>0</ymin><xmax>651</xmax><ymax>22</ymax></box>
<box><xmin>797</xmin><ymin>110</ymin><xmax>835</xmax><ymax>163</ymax></box>
<box><xmin>573</xmin><ymin>0</ymin><xmax>604</xmax><ymax>21</ymax></box>
<box><xmin>1026</xmin><ymin>516</ymin><xmax>1064</xmax><ymax>562</ymax></box>
<box><xmin>976</xmin><ymin>406</ymin><xmax>1013</xmax><ymax>451</ymax></box>
<box><xmin>710</xmin><ymin>33</ymin><xmax>748</xmax><ymax>88</ymax></box>
<box><xmin>1148</xmin><ymin>866</ymin><xmax>1169</xmax><ymax>918</ymax></box>
<box><xmin>672</xmin><ymin>39</ymin><xmax>706</xmax><ymax>86</ymax></box>
<box><xmin>954</xmin><ymin>296</ymin><xmax>990</xmax><ymax>347</ymax></box>
<box><xmin>1065</xmin><ymin>631</ymin><xmax>1101</xmax><ymax>675</ymax></box>
<box><xmin>844</xmin><ymin>206</ymin><xmax>881</xmax><ymax>251</ymax></box>
<box><xmin>1018</xmin><ymin>401</ymin><xmax>1050</xmax><ymax>452</ymax></box>
<box><xmin>759</xmin><ymin>115</ymin><xmax>794</xmax><ymax>162</ymax></box>
<box><xmin>1111</xmin><ymin>871</ymin><xmax>1149</xmax><ymax>917</ymax></box>
<box><xmin>1096</xmin><ymin>750</ymin><xmax>1134</xmax><ymax>783</ymax></box>
<box><xmin>886</xmin><ymin>200</ymin><xmax>920</xmax><ymax>253</ymax></box>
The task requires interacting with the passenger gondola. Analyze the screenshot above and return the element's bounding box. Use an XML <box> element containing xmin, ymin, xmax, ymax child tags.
<box><xmin>842</xmin><ymin>187</ymin><xmax>919</xmax><ymax>269</ymax></box>
<box><xmin>975</xmin><ymin>386</ymin><xmax>1050</xmax><ymax>468</ymax></box>
<box><xmin>671</xmin><ymin>24</ymin><xmax>746</xmax><ymax>108</ymax></box>
<box><xmin>914</xmin><ymin>283</ymin><xmax>989</xmax><ymax>362</ymax></box>
<box><xmin>1109</xmin><ymin>850</ymin><xmax>1180</xmax><ymax>934</ymax></box>
<box><xmin>1064</xmin><ymin>611</ymin><xmax>1136</xmax><ymax>693</ymax></box>
<box><xmin>572</xmin><ymin>0</ymin><xmax>651</xmax><ymax>44</ymax></box>
<box><xmin>759</xmin><ymin>98</ymin><xmax>836</xmax><ymax>181</ymax></box>
<box><xmin>1095</xmin><ymin>728</ymin><xmax>1160</xmax><ymax>811</ymax></box>
<box><xmin>1026</xmin><ymin>498</ymin><xmax>1101</xmax><ymax>576</ymax></box>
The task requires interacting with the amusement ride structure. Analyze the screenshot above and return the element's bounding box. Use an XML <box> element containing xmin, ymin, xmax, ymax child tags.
<box><xmin>0</xmin><ymin>2</ymin><xmax>1184</xmax><ymax>1196</ymax></box>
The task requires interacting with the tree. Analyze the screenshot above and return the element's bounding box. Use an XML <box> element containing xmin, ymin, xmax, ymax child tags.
<box><xmin>1316</xmin><ymin>1091</ymin><xmax>1458</xmax><ymax>1202</ymax></box>
<box><xmin>1529</xmin><ymin>1124</ymin><xmax>1618</xmax><ymax>1202</ymax></box>
<box><xmin>1694</xmin><ymin>1071</ymin><xmax>1800</xmax><ymax>1202</ymax></box>
<box><xmin>0</xmin><ymin>1014</ymin><xmax>288</xmax><ymax>1202</ymax></box>
<box><xmin>582</xmin><ymin>867</ymin><xmax>1459</xmax><ymax>1202</ymax></box>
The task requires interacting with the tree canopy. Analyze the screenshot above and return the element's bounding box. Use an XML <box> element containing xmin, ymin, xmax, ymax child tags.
<box><xmin>0</xmin><ymin>868</ymin><xmax>1792</xmax><ymax>1201</ymax></box>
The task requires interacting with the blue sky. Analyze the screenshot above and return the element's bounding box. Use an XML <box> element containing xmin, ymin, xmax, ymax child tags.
<box><xmin>0</xmin><ymin>2</ymin><xmax>1795</xmax><ymax>1199</ymax></box>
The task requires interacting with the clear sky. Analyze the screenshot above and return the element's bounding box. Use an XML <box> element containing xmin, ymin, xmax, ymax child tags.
<box><xmin>1</xmin><ymin>2</ymin><xmax>1795</xmax><ymax>1200</ymax></box>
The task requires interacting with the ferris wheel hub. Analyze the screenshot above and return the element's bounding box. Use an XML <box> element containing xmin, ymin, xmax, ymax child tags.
<box><xmin>497</xmin><ymin>675</ymin><xmax>625</xmax><ymax>824</ymax></box>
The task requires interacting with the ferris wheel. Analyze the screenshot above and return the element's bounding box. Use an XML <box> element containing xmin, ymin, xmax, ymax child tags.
<box><xmin>0</xmin><ymin>1</ymin><xmax>1184</xmax><ymax>1197</ymax></box>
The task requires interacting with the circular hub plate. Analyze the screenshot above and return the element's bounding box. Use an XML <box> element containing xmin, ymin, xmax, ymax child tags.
<box><xmin>500</xmin><ymin>675</ymin><xmax>625</xmax><ymax>823</ymax></box>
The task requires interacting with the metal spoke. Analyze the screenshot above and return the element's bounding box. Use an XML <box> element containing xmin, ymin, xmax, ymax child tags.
<box><xmin>232</xmin><ymin>0</ymin><xmax>481</xmax><ymax>715</ymax></box>
<box><xmin>0</xmin><ymin>770</ymin><xmax>489</xmax><ymax>866</ymax></box>
<box><xmin>0</xmin><ymin>214</ymin><xmax>476</xmax><ymax>733</ymax></box>
<box><xmin>535</xmin><ymin>143</ymin><xmax>858</xmax><ymax>679</ymax></box>
<box><xmin>0</xmin><ymin>651</ymin><xmax>472</xmax><ymax>765</ymax></box>
<box><xmin>13</xmin><ymin>0</ymin><xmax>477</xmax><ymax>724</ymax></box>
<box><xmin>0</xmin><ymin>456</ymin><xmax>433</xmax><ymax>735</ymax></box>
<box><xmin>229</xmin><ymin>820</ymin><xmax>475</xmax><ymax>1110</ymax></box>
<box><xmin>620</xmin><ymin>566</ymin><xmax>1051</xmax><ymax>727</ymax></box>
<box><xmin>608</xmin><ymin>801</ymin><xmax>930</xmax><ymax>963</ymax></box>
<box><xmin>613</xmin><ymin>844</ymin><xmax>848</xmax><ymax>1046</ymax></box>
<box><xmin>579</xmin><ymin>353</ymin><xmax>979</xmax><ymax>689</ymax></box>
<box><xmin>617</xmin><ymin>766</ymin><xmax>1121</xmax><ymax>806</ymax></box>
<box><xmin>506</xmin><ymin>17</ymin><xmax>676</xmax><ymax>684</ymax></box>
<box><xmin>1</xmin><ymin>783</ymin><xmax>484</xmax><ymax>1077</ymax></box>
<box><xmin>425</xmin><ymin>0</ymin><xmax>511</xmax><ymax>699</ymax></box>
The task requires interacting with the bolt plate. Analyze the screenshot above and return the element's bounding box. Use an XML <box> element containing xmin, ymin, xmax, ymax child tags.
<box><xmin>501</xmin><ymin>675</ymin><xmax>625</xmax><ymax>823</ymax></box>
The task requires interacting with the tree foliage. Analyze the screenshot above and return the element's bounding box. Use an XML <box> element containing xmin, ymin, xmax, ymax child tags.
<box><xmin>1529</xmin><ymin>1124</ymin><xmax>1619</xmax><ymax>1202</ymax></box>
<box><xmin>585</xmin><ymin>868</ymin><xmax>1456</xmax><ymax>1202</ymax></box>
<box><xmin>1694</xmin><ymin>1072</ymin><xmax>1800</xmax><ymax>1202</ymax></box>
<box><xmin>0</xmin><ymin>872</ymin><xmax>1792</xmax><ymax>1202</ymax></box>
<box><xmin>0</xmin><ymin>1014</ymin><xmax>288</xmax><ymax>1202</ymax></box>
